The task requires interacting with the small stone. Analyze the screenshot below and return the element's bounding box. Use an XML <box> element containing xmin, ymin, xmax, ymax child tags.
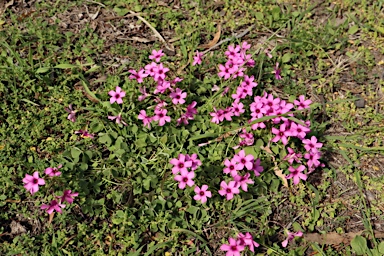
<box><xmin>354</xmin><ymin>97</ymin><xmax>365</xmax><ymax>108</ymax></box>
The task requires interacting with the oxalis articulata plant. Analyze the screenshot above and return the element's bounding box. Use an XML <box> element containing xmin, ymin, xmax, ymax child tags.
<box><xmin>22</xmin><ymin>41</ymin><xmax>324</xmax><ymax>254</ymax></box>
<box><xmin>132</xmin><ymin>43</ymin><xmax>323</xmax><ymax>253</ymax></box>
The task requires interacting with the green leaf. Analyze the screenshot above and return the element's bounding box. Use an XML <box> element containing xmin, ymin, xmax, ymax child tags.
<box><xmin>143</xmin><ymin>178</ymin><xmax>151</xmax><ymax>190</ymax></box>
<box><xmin>189</xmin><ymin>132</ymin><xmax>217</xmax><ymax>141</ymax></box>
<box><xmin>135</xmin><ymin>138</ymin><xmax>147</xmax><ymax>148</ymax></box>
<box><xmin>374</xmin><ymin>26</ymin><xmax>384</xmax><ymax>35</ymax></box>
<box><xmin>348</xmin><ymin>25</ymin><xmax>359</xmax><ymax>35</ymax></box>
<box><xmin>351</xmin><ymin>235</ymin><xmax>368</xmax><ymax>255</ymax></box>
<box><xmin>115</xmin><ymin>136</ymin><xmax>124</xmax><ymax>149</ymax></box>
<box><xmin>112</xmin><ymin>210</ymin><xmax>125</xmax><ymax>224</ymax></box>
<box><xmin>243</xmin><ymin>146</ymin><xmax>257</xmax><ymax>157</ymax></box>
<box><xmin>160</xmin><ymin>135</ymin><xmax>167</xmax><ymax>144</ymax></box>
<box><xmin>113</xmin><ymin>7</ymin><xmax>129</xmax><ymax>16</ymax></box>
<box><xmin>255</xmin><ymin>12</ymin><xmax>264</xmax><ymax>20</ymax></box>
<box><xmin>36</xmin><ymin>67</ymin><xmax>50</xmax><ymax>73</ymax></box>
<box><xmin>186</xmin><ymin>205</ymin><xmax>199</xmax><ymax>215</ymax></box>
<box><xmin>282</xmin><ymin>53</ymin><xmax>291</xmax><ymax>63</ymax></box>
<box><xmin>131</xmin><ymin>124</ymin><xmax>138</xmax><ymax>134</ymax></box>
<box><xmin>98</xmin><ymin>133</ymin><xmax>112</xmax><ymax>146</ymax></box>
<box><xmin>79</xmin><ymin>163</ymin><xmax>88</xmax><ymax>171</ymax></box>
<box><xmin>71</xmin><ymin>147</ymin><xmax>82</xmax><ymax>159</ymax></box>
<box><xmin>54</xmin><ymin>63</ymin><xmax>78</xmax><ymax>69</ymax></box>
<box><xmin>90</xmin><ymin>121</ymin><xmax>104</xmax><ymax>133</ymax></box>
<box><xmin>85</xmin><ymin>65</ymin><xmax>100</xmax><ymax>73</ymax></box>
<box><xmin>378</xmin><ymin>241</ymin><xmax>384</xmax><ymax>253</ymax></box>
<box><xmin>292</xmin><ymin>11</ymin><xmax>300</xmax><ymax>17</ymax></box>
<box><xmin>271</xmin><ymin>6</ymin><xmax>280</xmax><ymax>20</ymax></box>
<box><xmin>288</xmin><ymin>95</ymin><xmax>296</xmax><ymax>102</ymax></box>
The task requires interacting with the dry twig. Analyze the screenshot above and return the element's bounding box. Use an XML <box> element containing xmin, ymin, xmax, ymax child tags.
<box><xmin>129</xmin><ymin>11</ymin><xmax>174</xmax><ymax>53</ymax></box>
<box><xmin>202</xmin><ymin>24</ymin><xmax>255</xmax><ymax>55</ymax></box>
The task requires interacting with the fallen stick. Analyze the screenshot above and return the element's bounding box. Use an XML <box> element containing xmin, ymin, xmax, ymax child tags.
<box><xmin>202</xmin><ymin>24</ymin><xmax>255</xmax><ymax>55</ymax></box>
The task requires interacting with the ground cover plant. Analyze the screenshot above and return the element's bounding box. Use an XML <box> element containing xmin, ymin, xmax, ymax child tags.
<box><xmin>1</xmin><ymin>0</ymin><xmax>384</xmax><ymax>255</ymax></box>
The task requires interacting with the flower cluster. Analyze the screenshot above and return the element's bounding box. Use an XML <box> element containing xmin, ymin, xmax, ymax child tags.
<box><xmin>169</xmin><ymin>154</ymin><xmax>211</xmax><ymax>203</ymax></box>
<box><xmin>121</xmin><ymin>50</ymin><xmax>198</xmax><ymax>128</ymax></box>
<box><xmin>168</xmin><ymin>42</ymin><xmax>324</xmax><ymax>253</ymax></box>
<box><xmin>219</xmin><ymin>150</ymin><xmax>263</xmax><ymax>200</ymax></box>
<box><xmin>220</xmin><ymin>232</ymin><xmax>260</xmax><ymax>255</ymax></box>
<box><xmin>23</xmin><ymin>164</ymin><xmax>78</xmax><ymax>215</ymax></box>
<box><xmin>207</xmin><ymin>43</ymin><xmax>324</xmax><ymax>187</ymax></box>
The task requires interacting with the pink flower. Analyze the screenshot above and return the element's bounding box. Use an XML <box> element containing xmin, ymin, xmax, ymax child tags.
<box><xmin>262</xmin><ymin>93</ymin><xmax>281</xmax><ymax>111</ymax></box>
<box><xmin>222</xmin><ymin>86</ymin><xmax>230</xmax><ymax>95</ymax></box>
<box><xmin>171</xmin><ymin>77</ymin><xmax>183</xmax><ymax>85</ymax></box>
<box><xmin>225</xmin><ymin>45</ymin><xmax>241</xmax><ymax>59</ymax></box>
<box><xmin>149</xmin><ymin>49</ymin><xmax>165</xmax><ymax>62</ymax></box>
<box><xmin>40</xmin><ymin>200</ymin><xmax>65</xmax><ymax>214</ymax></box>
<box><xmin>252</xmin><ymin>159</ymin><xmax>264</xmax><ymax>176</ymax></box>
<box><xmin>218</xmin><ymin>181</ymin><xmax>240</xmax><ymax>200</ymax></box>
<box><xmin>236</xmin><ymin>85</ymin><xmax>253</xmax><ymax>98</ymax></box>
<box><xmin>237</xmin><ymin>232</ymin><xmax>259</xmax><ymax>252</ymax></box>
<box><xmin>155</xmin><ymin>101</ymin><xmax>167</xmax><ymax>111</ymax></box>
<box><xmin>144</xmin><ymin>62</ymin><xmax>158</xmax><ymax>77</ymax></box>
<box><xmin>64</xmin><ymin>104</ymin><xmax>76</xmax><ymax>122</ymax></box>
<box><xmin>294</xmin><ymin>95</ymin><xmax>312</xmax><ymax>110</ymax></box>
<box><xmin>170</xmin><ymin>88</ymin><xmax>187</xmax><ymax>105</ymax></box>
<box><xmin>45</xmin><ymin>164</ymin><xmax>62</xmax><ymax>177</ymax></box>
<box><xmin>210</xmin><ymin>108</ymin><xmax>224</xmax><ymax>124</ymax></box>
<box><xmin>138</xmin><ymin>86</ymin><xmax>149</xmax><ymax>101</ymax></box>
<box><xmin>185</xmin><ymin>153</ymin><xmax>202</xmax><ymax>171</ymax></box>
<box><xmin>153</xmin><ymin>108</ymin><xmax>171</xmax><ymax>126</ymax></box>
<box><xmin>192</xmin><ymin>50</ymin><xmax>203</xmax><ymax>66</ymax></box>
<box><xmin>272</xmin><ymin>62</ymin><xmax>282</xmax><ymax>80</ymax></box>
<box><xmin>220</xmin><ymin>237</ymin><xmax>245</xmax><ymax>256</ymax></box>
<box><xmin>302</xmin><ymin>136</ymin><xmax>323</xmax><ymax>153</ymax></box>
<box><xmin>286</xmin><ymin>165</ymin><xmax>307</xmax><ymax>185</ymax></box>
<box><xmin>57</xmin><ymin>190</ymin><xmax>79</xmax><ymax>204</ymax></box>
<box><xmin>233</xmin><ymin>150</ymin><xmax>254</xmax><ymax>170</ymax></box>
<box><xmin>271</xmin><ymin>124</ymin><xmax>290</xmax><ymax>145</ymax></box>
<box><xmin>128</xmin><ymin>68</ymin><xmax>148</xmax><ymax>83</ymax></box>
<box><xmin>108</xmin><ymin>86</ymin><xmax>126</xmax><ymax>104</ymax></box>
<box><xmin>250</xmin><ymin>102</ymin><xmax>267</xmax><ymax>119</ymax></box>
<box><xmin>193</xmin><ymin>185</ymin><xmax>212</xmax><ymax>203</ymax></box>
<box><xmin>288</xmin><ymin>122</ymin><xmax>310</xmax><ymax>139</ymax></box>
<box><xmin>23</xmin><ymin>171</ymin><xmax>45</xmax><ymax>195</ymax></box>
<box><xmin>218</xmin><ymin>64</ymin><xmax>232</xmax><ymax>80</ymax></box>
<box><xmin>154</xmin><ymin>80</ymin><xmax>171</xmax><ymax>94</ymax></box>
<box><xmin>232</xmin><ymin>102</ymin><xmax>245</xmax><ymax>116</ymax></box>
<box><xmin>174</xmin><ymin>169</ymin><xmax>195</xmax><ymax>189</ymax></box>
<box><xmin>264</xmin><ymin>48</ymin><xmax>273</xmax><ymax>58</ymax></box>
<box><xmin>169</xmin><ymin>154</ymin><xmax>193</xmax><ymax>174</ymax></box>
<box><xmin>240</xmin><ymin>41</ymin><xmax>251</xmax><ymax>51</ymax></box>
<box><xmin>237</xmin><ymin>129</ymin><xmax>254</xmax><ymax>148</ymax></box>
<box><xmin>74</xmin><ymin>130</ymin><xmax>95</xmax><ymax>139</ymax></box>
<box><xmin>108</xmin><ymin>113</ymin><xmax>127</xmax><ymax>126</ymax></box>
<box><xmin>211</xmin><ymin>84</ymin><xmax>220</xmax><ymax>92</ymax></box>
<box><xmin>233</xmin><ymin>173</ymin><xmax>254</xmax><ymax>192</ymax></box>
<box><xmin>284</xmin><ymin>147</ymin><xmax>302</xmax><ymax>165</ymax></box>
<box><xmin>177</xmin><ymin>114</ymin><xmax>189</xmax><ymax>126</ymax></box>
<box><xmin>304</xmin><ymin>152</ymin><xmax>321</xmax><ymax>168</ymax></box>
<box><xmin>223</xmin><ymin>158</ymin><xmax>238</xmax><ymax>176</ymax></box>
<box><xmin>153</xmin><ymin>63</ymin><xmax>169</xmax><ymax>81</ymax></box>
<box><xmin>231</xmin><ymin>92</ymin><xmax>244</xmax><ymax>103</ymax></box>
<box><xmin>240</xmin><ymin>75</ymin><xmax>257</xmax><ymax>89</ymax></box>
<box><xmin>138</xmin><ymin>110</ymin><xmax>152</xmax><ymax>128</ymax></box>
<box><xmin>185</xmin><ymin>101</ymin><xmax>198</xmax><ymax>119</ymax></box>
<box><xmin>282</xmin><ymin>230</ymin><xmax>303</xmax><ymax>247</ymax></box>
<box><xmin>222</xmin><ymin>107</ymin><xmax>234</xmax><ymax>121</ymax></box>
